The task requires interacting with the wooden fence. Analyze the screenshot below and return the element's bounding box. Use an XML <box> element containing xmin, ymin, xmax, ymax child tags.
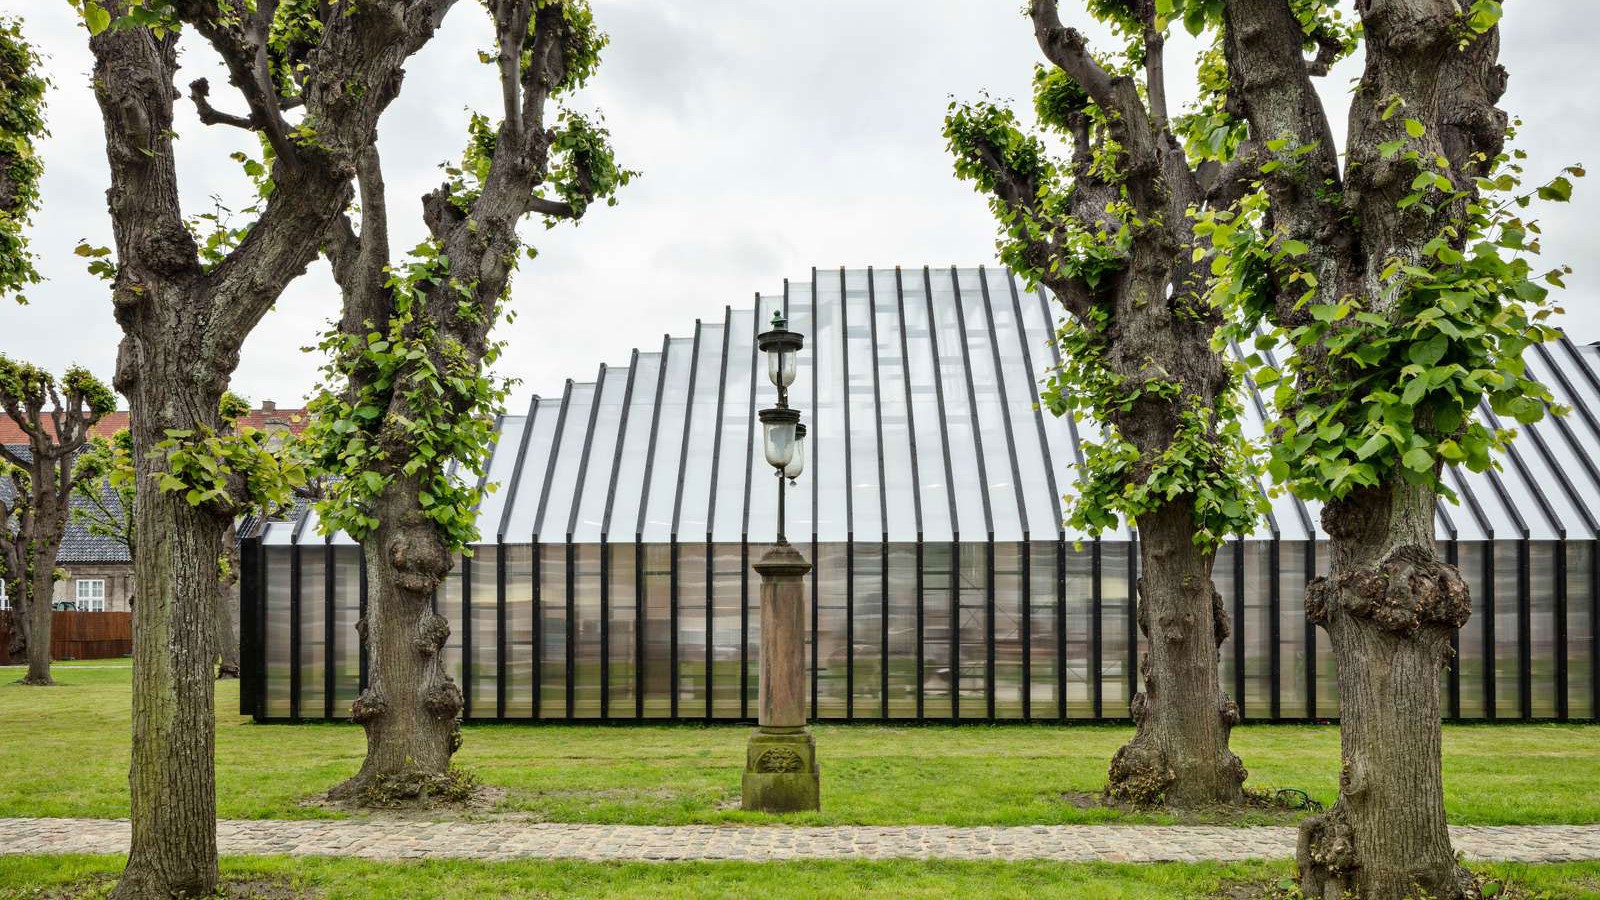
<box><xmin>0</xmin><ymin>611</ymin><xmax>133</xmax><ymax>664</ymax></box>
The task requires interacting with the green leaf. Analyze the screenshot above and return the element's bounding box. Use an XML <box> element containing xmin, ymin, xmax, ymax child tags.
<box><xmin>1356</xmin><ymin>435</ymin><xmax>1387</xmax><ymax>460</ymax></box>
<box><xmin>1404</xmin><ymin>118</ymin><xmax>1425</xmax><ymax>138</ymax></box>
<box><xmin>1538</xmin><ymin>176</ymin><xmax>1574</xmax><ymax>202</ymax></box>
<box><xmin>1402</xmin><ymin>447</ymin><xmax>1433</xmax><ymax>472</ymax></box>
<box><xmin>83</xmin><ymin>3</ymin><xmax>111</xmax><ymax>35</ymax></box>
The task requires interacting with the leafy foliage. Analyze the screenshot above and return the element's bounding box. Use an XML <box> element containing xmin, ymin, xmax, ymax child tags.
<box><xmin>0</xmin><ymin>17</ymin><xmax>47</xmax><ymax>302</ymax></box>
<box><xmin>1201</xmin><ymin>128</ymin><xmax>1582</xmax><ymax>502</ymax></box>
<box><xmin>304</xmin><ymin>240</ymin><xmax>511</xmax><ymax>551</ymax></box>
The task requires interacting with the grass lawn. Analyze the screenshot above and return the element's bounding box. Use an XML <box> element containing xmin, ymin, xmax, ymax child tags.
<box><xmin>2</xmin><ymin>857</ymin><xmax>1599</xmax><ymax>900</ymax></box>
<box><xmin>2</xmin><ymin>660</ymin><xmax>1597</xmax><ymax>826</ymax></box>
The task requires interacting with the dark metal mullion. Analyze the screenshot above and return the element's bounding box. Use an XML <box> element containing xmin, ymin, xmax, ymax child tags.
<box><xmin>920</xmin><ymin>267</ymin><xmax>961</xmax><ymax>720</ymax></box>
<box><xmin>1481</xmin><ymin>404</ymin><xmax>1549</xmax><ymax>723</ymax></box>
<box><xmin>704</xmin><ymin>308</ymin><xmax>735</xmax><ymax>723</ymax></box>
<box><xmin>1056</xmin><ymin>538</ymin><xmax>1066</xmax><ymax>721</ymax></box>
<box><xmin>891</xmin><ymin>268</ymin><xmax>927</xmax><ymax>719</ymax></box>
<box><xmin>1091</xmin><ymin>541</ymin><xmax>1102</xmax><ymax>719</ymax></box>
<box><xmin>565</xmin><ymin>367</ymin><xmax>610</xmax><ymax>720</ymax></box>
<box><xmin>496</xmin><ymin>541</ymin><xmax>507</xmax><ymax>719</ymax></box>
<box><xmin>1556</xmin><ymin>539</ymin><xmax>1568</xmax><ymax>721</ymax></box>
<box><xmin>670</xmin><ymin>324</ymin><xmax>707</xmax><ymax>720</ymax></box>
<box><xmin>838</xmin><ymin>270</ymin><xmax>857</xmax><ymax>719</ymax></box>
<box><xmin>1446</xmin><ymin>540</ymin><xmax>1460</xmax><ymax>720</ymax></box>
<box><xmin>633</xmin><ymin>339</ymin><xmax>673</xmax><ymax>718</ymax></box>
<box><xmin>531</xmin><ymin>539</ymin><xmax>542</xmax><ymax>720</ymax></box>
<box><xmin>1484</xmin><ymin>541</ymin><xmax>1496</xmax><ymax>719</ymax></box>
<box><xmin>947</xmin><ymin>267</ymin><xmax>997</xmax><ymax>720</ymax></box>
<box><xmin>808</xmin><ymin>275</ymin><xmax>821</xmax><ymax>721</ymax></box>
<box><xmin>598</xmin><ymin>352</ymin><xmax>642</xmax><ymax>720</ymax></box>
<box><xmin>740</xmin><ymin>294</ymin><xmax>763</xmax><ymax>720</ymax></box>
<box><xmin>866</xmin><ymin>269</ymin><xmax>892</xmax><ymax>720</ymax></box>
<box><xmin>1022</xmin><ymin>541</ymin><xmax>1031</xmax><ymax>721</ymax></box>
<box><xmin>1022</xmin><ymin>283</ymin><xmax>1070</xmax><ymax>723</ymax></box>
<box><xmin>1304</xmin><ymin>540</ymin><xmax>1317</xmax><ymax>719</ymax></box>
<box><xmin>1269</xmin><ymin>537</ymin><xmax>1281</xmax><ymax>720</ymax></box>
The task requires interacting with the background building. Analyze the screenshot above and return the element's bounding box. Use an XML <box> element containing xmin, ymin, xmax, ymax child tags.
<box><xmin>242</xmin><ymin>267</ymin><xmax>1599</xmax><ymax>724</ymax></box>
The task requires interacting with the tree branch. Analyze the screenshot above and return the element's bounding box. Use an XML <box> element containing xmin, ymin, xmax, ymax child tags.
<box><xmin>526</xmin><ymin>196</ymin><xmax>577</xmax><ymax>219</ymax></box>
<box><xmin>1028</xmin><ymin>0</ymin><xmax>1120</xmax><ymax>114</ymax></box>
<box><xmin>188</xmin><ymin>78</ymin><xmax>256</xmax><ymax>131</ymax></box>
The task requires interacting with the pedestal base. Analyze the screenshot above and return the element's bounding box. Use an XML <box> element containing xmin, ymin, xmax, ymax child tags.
<box><xmin>741</xmin><ymin>727</ymin><xmax>820</xmax><ymax>813</ymax></box>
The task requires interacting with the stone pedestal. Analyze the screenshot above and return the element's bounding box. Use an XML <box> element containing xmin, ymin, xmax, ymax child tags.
<box><xmin>742</xmin><ymin>541</ymin><xmax>819</xmax><ymax>813</ymax></box>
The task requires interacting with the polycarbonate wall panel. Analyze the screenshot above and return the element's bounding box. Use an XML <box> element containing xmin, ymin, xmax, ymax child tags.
<box><xmin>991</xmin><ymin>271</ymin><xmax>1060</xmax><ymax>540</ymax></box>
<box><xmin>1494</xmin><ymin>541</ymin><xmax>1521</xmax><ymax>719</ymax></box>
<box><xmin>264</xmin><ymin>547</ymin><xmax>292</xmax><ymax>717</ymax></box>
<box><xmin>994</xmin><ymin>543</ymin><xmax>1025</xmax><ymax>718</ymax></box>
<box><xmin>469</xmin><ymin>548</ymin><xmax>497</xmax><ymax>717</ymax></box>
<box><xmin>1313</xmin><ymin>541</ymin><xmax>1338</xmax><ymax>717</ymax></box>
<box><xmin>1101</xmin><ymin>542</ymin><xmax>1131</xmax><ymax>715</ymax></box>
<box><xmin>642</xmin><ymin>543</ymin><xmax>672</xmax><ymax>716</ymax></box>
<box><xmin>1243</xmin><ymin>542</ymin><xmax>1273</xmax><ymax>716</ymax></box>
<box><xmin>606</xmin><ymin>353</ymin><xmax>662</xmax><ymax>543</ymax></box>
<box><xmin>538</xmin><ymin>544</ymin><xmax>566</xmax><ymax>718</ymax></box>
<box><xmin>573</xmin><ymin>543</ymin><xmax>603</xmax><ymax>718</ymax></box>
<box><xmin>505</xmin><ymin>544</ymin><xmax>534</xmax><ymax>717</ymax></box>
<box><xmin>607</xmin><ymin>544</ymin><xmax>638</xmax><ymax>714</ymax></box>
<box><xmin>928</xmin><ymin>270</ymin><xmax>988</xmax><ymax>540</ymax></box>
<box><xmin>1457</xmin><ymin>542</ymin><xmax>1489</xmax><ymax>718</ymax></box>
<box><xmin>1214</xmin><ymin>543</ymin><xmax>1237</xmax><ymax>710</ymax></box>
<box><xmin>844</xmin><ymin>271</ymin><xmax>883</xmax><ymax>540</ymax></box>
<box><xmin>872</xmin><ymin>270</ymin><xmax>919</xmax><ymax>542</ymax></box>
<box><xmin>676</xmin><ymin>325</ymin><xmax>725</xmax><ymax>539</ymax></box>
<box><xmin>711</xmin><ymin>543</ymin><xmax>743</xmax><ymax>717</ymax></box>
<box><xmin>537</xmin><ymin>383</ymin><xmax>596</xmax><ymax>541</ymax></box>
<box><xmin>787</xmin><ymin>297</ymin><xmax>816</xmax><ymax>539</ymax></box>
<box><xmin>677</xmin><ymin>543</ymin><xmax>709</xmax><ymax>717</ymax></box>
<box><xmin>711</xmin><ymin>311</ymin><xmax>755</xmax><ymax>543</ymax></box>
<box><xmin>571</xmin><ymin>368</ymin><xmax>629</xmax><ymax>544</ymax></box>
<box><xmin>852</xmin><ymin>542</ymin><xmax>885</xmax><ymax>717</ymax></box>
<box><xmin>1569</xmin><ymin>541</ymin><xmax>1595</xmax><ymax>718</ymax></box>
<box><xmin>744</xmin><ymin>293</ymin><xmax>787</xmax><ymax>544</ymax></box>
<box><xmin>436</xmin><ymin>558</ymin><xmax>463</xmax><ymax>693</ymax></box>
<box><xmin>1529</xmin><ymin>542</ymin><xmax>1559</xmax><ymax>718</ymax></box>
<box><xmin>1065</xmin><ymin>544</ymin><xmax>1093</xmax><ymax>717</ymax></box>
<box><xmin>502</xmin><ymin>397</ymin><xmax>560</xmax><ymax>539</ymax></box>
<box><xmin>642</xmin><ymin>341</ymin><xmax>694</xmax><ymax>543</ymax></box>
<box><xmin>956</xmin><ymin>542</ymin><xmax>988</xmax><ymax>718</ymax></box>
<box><xmin>814</xmin><ymin>278</ymin><xmax>848</xmax><ymax>542</ymax></box>
<box><xmin>960</xmin><ymin>269</ymin><xmax>1023</xmax><ymax>542</ymax></box>
<box><xmin>921</xmin><ymin>542</ymin><xmax>954</xmax><ymax>718</ymax></box>
<box><xmin>1029</xmin><ymin>541</ymin><xmax>1061</xmax><ymax>717</ymax></box>
<box><xmin>813</xmin><ymin>542</ymin><xmax>849</xmax><ymax>718</ymax></box>
<box><xmin>1277</xmin><ymin>542</ymin><xmax>1309</xmax><ymax>718</ymax></box>
<box><xmin>886</xmin><ymin>543</ymin><xmax>919</xmax><ymax>717</ymax></box>
<box><xmin>298</xmin><ymin>548</ymin><xmax>327</xmax><ymax>718</ymax></box>
<box><xmin>901</xmin><ymin>273</ymin><xmax>953</xmax><ymax>541</ymax></box>
<box><xmin>332</xmin><ymin>546</ymin><xmax>361</xmax><ymax>717</ymax></box>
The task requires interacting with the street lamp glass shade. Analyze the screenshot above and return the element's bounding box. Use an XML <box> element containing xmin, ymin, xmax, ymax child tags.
<box><xmin>768</xmin><ymin>349</ymin><xmax>798</xmax><ymax>389</ymax></box>
<box><xmin>784</xmin><ymin>423</ymin><xmax>807</xmax><ymax>479</ymax></box>
<box><xmin>759</xmin><ymin>407</ymin><xmax>801</xmax><ymax>470</ymax></box>
<box><xmin>757</xmin><ymin>316</ymin><xmax>804</xmax><ymax>390</ymax></box>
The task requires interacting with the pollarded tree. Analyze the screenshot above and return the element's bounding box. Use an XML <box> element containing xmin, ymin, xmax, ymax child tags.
<box><xmin>944</xmin><ymin>0</ymin><xmax>1265</xmax><ymax>808</ymax></box>
<box><xmin>0</xmin><ymin>360</ymin><xmax>116</xmax><ymax>684</ymax></box>
<box><xmin>71</xmin><ymin>1</ymin><xmax>457</xmax><ymax>895</ymax></box>
<box><xmin>1201</xmin><ymin>1</ymin><xmax>1580</xmax><ymax>896</ymax></box>
<box><xmin>305</xmin><ymin>0</ymin><xmax>633</xmax><ymax>805</ymax></box>
<box><xmin>0</xmin><ymin>15</ymin><xmax>46</xmax><ymax>303</ymax></box>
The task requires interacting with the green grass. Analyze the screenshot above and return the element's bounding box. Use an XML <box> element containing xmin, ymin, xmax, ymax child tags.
<box><xmin>2</xmin><ymin>857</ymin><xmax>1598</xmax><ymax>900</ymax></box>
<box><xmin>2</xmin><ymin>661</ymin><xmax>1598</xmax><ymax>825</ymax></box>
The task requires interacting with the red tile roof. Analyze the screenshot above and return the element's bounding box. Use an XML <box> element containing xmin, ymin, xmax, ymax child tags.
<box><xmin>0</xmin><ymin>406</ymin><xmax>308</xmax><ymax>444</ymax></box>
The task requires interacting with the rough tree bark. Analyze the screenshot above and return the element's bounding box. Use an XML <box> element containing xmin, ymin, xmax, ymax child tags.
<box><xmin>0</xmin><ymin>362</ymin><xmax>113</xmax><ymax>686</ymax></box>
<box><xmin>1220</xmin><ymin>0</ymin><xmax>1508</xmax><ymax>895</ymax></box>
<box><xmin>216</xmin><ymin>520</ymin><xmax>241</xmax><ymax>679</ymax></box>
<box><xmin>951</xmin><ymin>0</ymin><xmax>1252</xmax><ymax>808</ymax></box>
<box><xmin>322</xmin><ymin>0</ymin><xmax>624</xmax><ymax>804</ymax></box>
<box><xmin>83</xmin><ymin>3</ymin><xmax>454</xmax><ymax>895</ymax></box>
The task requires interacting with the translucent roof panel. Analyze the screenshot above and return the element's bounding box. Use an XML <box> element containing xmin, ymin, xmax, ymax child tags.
<box><xmin>416</xmin><ymin>266</ymin><xmax>1600</xmax><ymax>550</ymax></box>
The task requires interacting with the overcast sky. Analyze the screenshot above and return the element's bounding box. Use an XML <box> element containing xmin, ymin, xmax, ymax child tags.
<box><xmin>0</xmin><ymin>1</ymin><xmax>1594</xmax><ymax>409</ymax></box>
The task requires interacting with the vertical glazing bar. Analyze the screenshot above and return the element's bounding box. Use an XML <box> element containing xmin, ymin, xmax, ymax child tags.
<box><xmin>867</xmin><ymin>269</ymin><xmax>892</xmax><ymax>720</ymax></box>
<box><xmin>635</xmin><ymin>342</ymin><xmax>673</xmax><ymax>719</ymax></box>
<box><xmin>986</xmin><ymin>541</ymin><xmax>996</xmax><ymax>721</ymax></box>
<box><xmin>532</xmin><ymin>540</ymin><xmax>542</xmax><ymax>720</ymax></box>
<box><xmin>892</xmin><ymin>268</ymin><xmax>927</xmax><ymax>720</ymax></box>
<box><xmin>565</xmin><ymin>543</ymin><xmax>576</xmax><ymax>719</ymax></box>
<box><xmin>1484</xmin><ymin>546</ymin><xmax>1496</xmax><ymax>719</ymax></box>
<box><xmin>1091</xmin><ymin>541</ymin><xmax>1103</xmax><ymax>720</ymax></box>
<box><xmin>1022</xmin><ymin>542</ymin><xmax>1031</xmax><ymax>722</ymax></box>
<box><xmin>1270</xmin><ymin>538</ymin><xmax>1281</xmax><ymax>720</ymax></box>
<box><xmin>671</xmin><ymin>325</ymin><xmax>705</xmax><ymax>722</ymax></box>
<box><xmin>670</xmin><ymin>538</ymin><xmax>680</xmax><ymax>718</ymax></box>
<box><xmin>916</xmin><ymin>541</ymin><xmax>925</xmax><ymax>719</ymax></box>
<box><xmin>635</xmin><ymin>542</ymin><xmax>646</xmax><ymax>719</ymax></box>
<box><xmin>600</xmin><ymin>540</ymin><xmax>610</xmax><ymax>719</ymax></box>
<box><xmin>838</xmin><ymin>270</ymin><xmax>856</xmax><ymax>721</ymax></box>
<box><xmin>705</xmin><ymin>545</ymin><xmax>714</xmax><ymax>722</ymax></box>
<box><xmin>324</xmin><ymin>540</ymin><xmax>335</xmax><ymax>720</ymax></box>
<box><xmin>950</xmin><ymin>541</ymin><xmax>960</xmax><ymax>723</ymax></box>
<box><xmin>881</xmin><ymin>539</ymin><xmax>890</xmax><ymax>719</ymax></box>
<box><xmin>705</xmin><ymin>311</ymin><xmax>734</xmax><ymax>722</ymax></box>
<box><xmin>810</xmin><ymin>276</ymin><xmax>821</xmax><ymax>721</ymax></box>
<box><xmin>289</xmin><ymin>543</ymin><xmax>301</xmax><ymax>720</ymax></box>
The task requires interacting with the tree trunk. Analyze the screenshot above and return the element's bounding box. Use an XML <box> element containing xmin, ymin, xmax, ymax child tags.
<box><xmin>328</xmin><ymin>479</ymin><xmax>460</xmax><ymax>805</ymax></box>
<box><xmin>1297</xmin><ymin>481</ymin><xmax>1471</xmax><ymax>900</ymax></box>
<box><xmin>216</xmin><ymin>524</ymin><xmax>241</xmax><ymax>680</ymax></box>
<box><xmin>111</xmin><ymin>381</ymin><xmax>225</xmax><ymax>899</ymax></box>
<box><xmin>1109</xmin><ymin>500</ymin><xmax>1244</xmax><ymax>807</ymax></box>
<box><xmin>20</xmin><ymin>565</ymin><xmax>53</xmax><ymax>684</ymax></box>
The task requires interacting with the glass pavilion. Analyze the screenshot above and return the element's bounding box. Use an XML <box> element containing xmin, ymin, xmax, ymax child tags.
<box><xmin>242</xmin><ymin>266</ymin><xmax>1600</xmax><ymax>724</ymax></box>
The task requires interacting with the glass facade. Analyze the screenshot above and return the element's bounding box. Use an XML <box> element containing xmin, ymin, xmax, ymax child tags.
<box><xmin>245</xmin><ymin>269</ymin><xmax>1600</xmax><ymax>723</ymax></box>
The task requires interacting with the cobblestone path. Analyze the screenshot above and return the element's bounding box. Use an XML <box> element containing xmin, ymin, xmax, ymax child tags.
<box><xmin>5</xmin><ymin>819</ymin><xmax>1599</xmax><ymax>863</ymax></box>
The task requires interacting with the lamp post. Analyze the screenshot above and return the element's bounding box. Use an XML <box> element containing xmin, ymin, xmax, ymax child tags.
<box><xmin>742</xmin><ymin>311</ymin><xmax>819</xmax><ymax>813</ymax></box>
